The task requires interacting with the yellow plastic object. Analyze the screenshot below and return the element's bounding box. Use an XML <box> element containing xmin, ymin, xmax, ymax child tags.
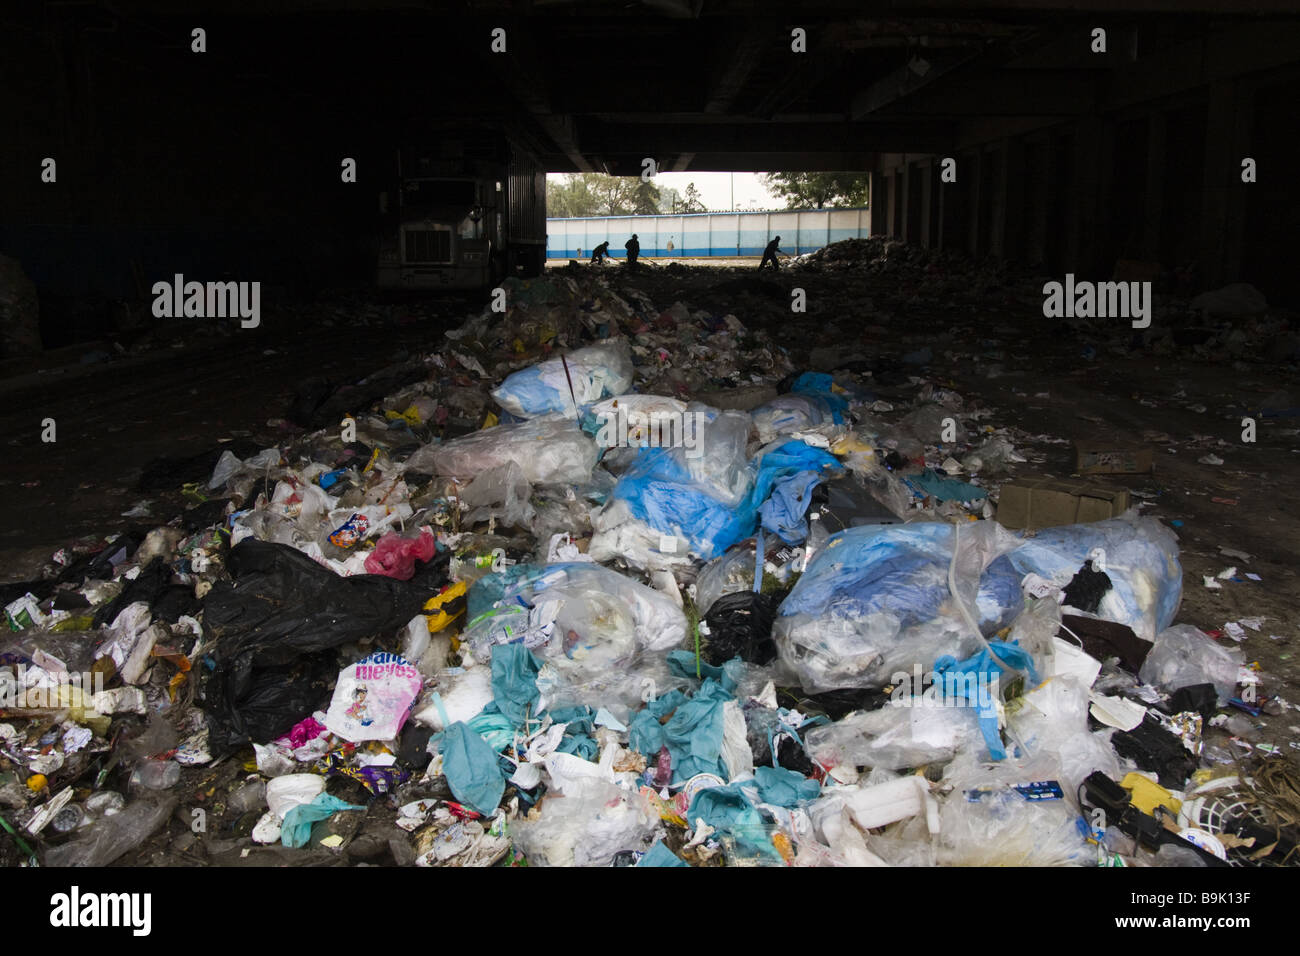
<box><xmin>385</xmin><ymin>405</ymin><xmax>423</xmax><ymax>427</ymax></box>
<box><xmin>26</xmin><ymin>774</ymin><xmax>47</xmax><ymax>792</ymax></box>
<box><xmin>424</xmin><ymin>580</ymin><xmax>469</xmax><ymax>633</ymax></box>
<box><xmin>482</xmin><ymin>412</ymin><xmax>499</xmax><ymax>428</ymax></box>
<box><xmin>1121</xmin><ymin>772</ymin><xmax>1182</xmax><ymax>817</ymax></box>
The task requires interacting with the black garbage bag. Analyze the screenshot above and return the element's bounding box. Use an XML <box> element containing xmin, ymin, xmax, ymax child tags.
<box><xmin>138</xmin><ymin>440</ymin><xmax>262</xmax><ymax>492</ymax></box>
<box><xmin>91</xmin><ymin>556</ymin><xmax>173</xmax><ymax>628</ymax></box>
<box><xmin>1062</xmin><ymin>559</ymin><xmax>1112</xmax><ymax>613</ymax></box>
<box><xmin>199</xmin><ymin>539</ymin><xmax>447</xmax><ymax>753</ymax></box>
<box><xmin>1111</xmin><ymin>714</ymin><xmax>1198</xmax><ymax>789</ymax></box>
<box><xmin>702</xmin><ymin>590</ymin><xmax>779</xmax><ymax>666</ymax></box>
<box><xmin>1059</xmin><ymin>614</ymin><xmax>1152</xmax><ymax>674</ymax></box>
<box><xmin>51</xmin><ymin>528</ymin><xmax>148</xmax><ymax>590</ymax></box>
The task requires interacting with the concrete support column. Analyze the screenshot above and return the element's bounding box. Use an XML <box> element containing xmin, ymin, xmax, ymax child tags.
<box><xmin>868</xmin><ymin>170</ymin><xmax>889</xmax><ymax>236</ymax></box>
<box><xmin>1000</xmin><ymin>137</ymin><xmax>1027</xmax><ymax>262</ymax></box>
<box><xmin>1143</xmin><ymin>109</ymin><xmax>1167</xmax><ymax>261</ymax></box>
<box><xmin>1067</xmin><ymin>115</ymin><xmax>1103</xmax><ymax>275</ymax></box>
<box><xmin>1200</xmin><ymin>80</ymin><xmax>1251</xmax><ymax>286</ymax></box>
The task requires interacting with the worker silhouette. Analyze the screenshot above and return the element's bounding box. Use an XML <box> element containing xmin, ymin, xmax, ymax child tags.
<box><xmin>591</xmin><ymin>241</ymin><xmax>612</xmax><ymax>265</ymax></box>
<box><xmin>624</xmin><ymin>234</ymin><xmax>640</xmax><ymax>267</ymax></box>
<box><xmin>759</xmin><ymin>235</ymin><xmax>783</xmax><ymax>270</ymax></box>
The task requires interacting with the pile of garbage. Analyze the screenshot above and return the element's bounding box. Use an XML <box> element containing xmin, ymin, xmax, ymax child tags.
<box><xmin>1</xmin><ymin>269</ymin><xmax>1296</xmax><ymax>868</ymax></box>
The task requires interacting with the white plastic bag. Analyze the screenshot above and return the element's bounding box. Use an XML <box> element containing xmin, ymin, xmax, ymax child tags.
<box><xmin>407</xmin><ymin>416</ymin><xmax>598</xmax><ymax>486</ymax></box>
<box><xmin>492</xmin><ymin>340</ymin><xmax>634</xmax><ymax>419</ymax></box>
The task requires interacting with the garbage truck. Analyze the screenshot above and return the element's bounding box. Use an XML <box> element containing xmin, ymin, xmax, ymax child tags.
<box><xmin>377</xmin><ymin>140</ymin><xmax>546</xmax><ymax>290</ymax></box>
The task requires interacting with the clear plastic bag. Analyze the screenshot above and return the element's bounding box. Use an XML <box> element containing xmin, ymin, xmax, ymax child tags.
<box><xmin>774</xmin><ymin>521</ymin><xmax>1022</xmax><ymax>691</ymax></box>
<box><xmin>458</xmin><ymin>462</ymin><xmax>535</xmax><ymax>529</ymax></box>
<box><xmin>751</xmin><ymin>395</ymin><xmax>834</xmax><ymax>444</ymax></box>
<box><xmin>934</xmin><ymin>789</ymin><xmax>1093</xmax><ymax>866</ymax></box>
<box><xmin>1004</xmin><ymin>513</ymin><xmax>1182</xmax><ymax>642</ymax></box>
<box><xmin>694</xmin><ymin>541</ymin><xmax>761</xmax><ymax>616</ymax></box>
<box><xmin>1139</xmin><ymin>624</ymin><xmax>1243</xmax><ymax>704</ymax></box>
<box><xmin>510</xmin><ymin>781</ymin><xmax>659</xmax><ymax>867</ymax></box>
<box><xmin>406</xmin><ymin>416</ymin><xmax>599</xmax><ymax>487</ymax></box>
<box><xmin>461</xmin><ymin>562</ymin><xmax>688</xmax><ymax>689</ymax></box>
<box><xmin>804</xmin><ymin>703</ymin><xmax>980</xmax><ymax>773</ymax></box>
<box><xmin>587</xmin><ymin>394</ymin><xmax>689</xmax><ymax>448</ymax></box>
<box><xmin>589</xmin><ymin>407</ymin><xmax>755</xmax><ymax>563</ymax></box>
<box><xmin>44</xmin><ymin>796</ymin><xmax>177</xmax><ymax>867</ymax></box>
<box><xmin>491</xmin><ymin>340</ymin><xmax>634</xmax><ymax>419</ymax></box>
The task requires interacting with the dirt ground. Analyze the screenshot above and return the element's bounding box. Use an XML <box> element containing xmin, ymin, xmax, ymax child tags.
<box><xmin>2</xmin><ymin>259</ymin><xmax>1296</xmax><ymax>865</ymax></box>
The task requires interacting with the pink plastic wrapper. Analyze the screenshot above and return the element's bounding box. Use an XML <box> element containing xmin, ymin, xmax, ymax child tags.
<box><xmin>283</xmin><ymin>716</ymin><xmax>329</xmax><ymax>749</ymax></box>
<box><xmin>364</xmin><ymin>529</ymin><xmax>436</xmax><ymax>580</ymax></box>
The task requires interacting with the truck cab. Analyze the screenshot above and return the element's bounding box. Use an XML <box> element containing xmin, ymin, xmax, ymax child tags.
<box><xmin>378</xmin><ymin>141</ymin><xmax>545</xmax><ymax>291</ymax></box>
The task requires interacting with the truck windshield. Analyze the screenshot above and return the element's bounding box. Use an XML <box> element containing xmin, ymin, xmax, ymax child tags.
<box><xmin>402</xmin><ymin>180</ymin><xmax>476</xmax><ymax>209</ymax></box>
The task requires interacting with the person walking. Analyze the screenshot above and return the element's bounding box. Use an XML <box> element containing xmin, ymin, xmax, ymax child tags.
<box><xmin>759</xmin><ymin>235</ymin><xmax>784</xmax><ymax>270</ymax></box>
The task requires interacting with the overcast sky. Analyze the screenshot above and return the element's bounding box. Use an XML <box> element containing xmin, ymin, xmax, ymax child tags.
<box><xmin>549</xmin><ymin>171</ymin><xmax>781</xmax><ymax>212</ymax></box>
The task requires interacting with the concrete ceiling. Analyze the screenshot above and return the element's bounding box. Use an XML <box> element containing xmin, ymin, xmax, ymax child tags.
<box><xmin>13</xmin><ymin>1</ymin><xmax>1296</xmax><ymax>172</ymax></box>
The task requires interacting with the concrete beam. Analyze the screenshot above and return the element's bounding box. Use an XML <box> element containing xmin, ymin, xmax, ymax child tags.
<box><xmin>577</xmin><ymin>120</ymin><xmax>954</xmax><ymax>155</ymax></box>
<box><xmin>850</xmin><ymin>50</ymin><xmax>982</xmax><ymax>120</ymax></box>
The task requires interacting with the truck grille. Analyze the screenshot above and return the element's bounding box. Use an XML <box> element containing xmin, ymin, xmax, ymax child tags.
<box><xmin>404</xmin><ymin>229</ymin><xmax>451</xmax><ymax>263</ymax></box>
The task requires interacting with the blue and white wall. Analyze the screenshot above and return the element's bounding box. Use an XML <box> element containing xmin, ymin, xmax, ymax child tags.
<box><xmin>546</xmin><ymin>207</ymin><xmax>869</xmax><ymax>259</ymax></box>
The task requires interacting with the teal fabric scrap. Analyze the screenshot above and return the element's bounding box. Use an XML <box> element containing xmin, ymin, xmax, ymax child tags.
<box><xmin>491</xmin><ymin>643</ymin><xmax>541</xmax><ymax>727</ymax></box>
<box><xmin>637</xmin><ymin>840</ymin><xmax>689</xmax><ymax>867</ymax></box>
<box><xmin>753</xmin><ymin>765</ymin><xmax>820</xmax><ymax>807</ymax></box>
<box><xmin>438</xmin><ymin>721</ymin><xmax>506</xmax><ymax>814</ymax></box>
<box><xmin>685</xmin><ymin>784</ymin><xmax>780</xmax><ymax>862</ymax></box>
<box><xmin>666</xmin><ymin>650</ymin><xmax>743</xmax><ymax>695</ymax></box>
<box><xmin>467</xmin><ymin>709</ymin><xmax>515</xmax><ymax>752</ymax></box>
<box><xmin>906</xmin><ymin>468</ymin><xmax>988</xmax><ymax>502</ymax></box>
<box><xmin>281</xmin><ymin>793</ymin><xmax>364</xmax><ymax>849</ymax></box>
<box><xmin>630</xmin><ymin>678</ymin><xmax>733</xmax><ymax>785</ymax></box>
<box><xmin>628</xmin><ymin>689</ymin><xmax>690</xmax><ymax>757</ymax></box>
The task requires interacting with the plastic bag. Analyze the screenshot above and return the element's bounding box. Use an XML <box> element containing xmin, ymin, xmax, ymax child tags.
<box><xmin>1003</xmin><ymin>514</ymin><xmax>1182</xmax><ymax>642</ymax></box>
<box><xmin>44</xmin><ymin>797</ymin><xmax>177</xmax><ymax>867</ymax></box>
<box><xmin>207</xmin><ymin>447</ymin><xmax>281</xmax><ymax>491</ymax></box>
<box><xmin>694</xmin><ymin>541</ymin><xmax>761</xmax><ymax>616</ymax></box>
<box><xmin>461</xmin><ymin>563</ymin><xmax>687</xmax><ymax>687</ymax></box>
<box><xmin>1139</xmin><ymin>624</ymin><xmax>1243</xmax><ymax>704</ymax></box>
<box><xmin>458</xmin><ymin>462</ymin><xmax>535</xmax><ymax>529</ymax></box>
<box><xmin>323</xmin><ymin>652</ymin><xmax>423</xmax><ymax>742</ymax></box>
<box><xmin>751</xmin><ymin>395</ymin><xmax>835</xmax><ymax>443</ymax></box>
<box><xmin>406</xmin><ymin>416</ymin><xmax>598</xmax><ymax>486</ymax></box>
<box><xmin>199</xmin><ymin>540</ymin><xmax>447</xmax><ymax>753</ymax></box>
<box><xmin>364</xmin><ymin>529</ymin><xmax>436</xmax><ymax>580</ymax></box>
<box><xmin>590</xmin><ymin>407</ymin><xmax>755</xmax><ymax>563</ymax></box>
<box><xmin>702</xmin><ymin>591</ymin><xmax>779</xmax><ymax>667</ymax></box>
<box><xmin>511</xmin><ymin>781</ymin><xmax>658</xmax><ymax>867</ymax></box>
<box><xmin>804</xmin><ymin>703</ymin><xmax>980</xmax><ymax>773</ymax></box>
<box><xmin>587</xmin><ymin>394</ymin><xmax>689</xmax><ymax>448</ymax></box>
<box><xmin>774</xmin><ymin>522</ymin><xmax>1022</xmax><ymax>692</ymax></box>
<box><xmin>491</xmin><ymin>340</ymin><xmax>634</xmax><ymax>419</ymax></box>
<box><xmin>935</xmin><ymin>790</ymin><xmax>1094</xmax><ymax>866</ymax></box>
<box><xmin>412</xmin><ymin>667</ymin><xmax>495</xmax><ymax>731</ymax></box>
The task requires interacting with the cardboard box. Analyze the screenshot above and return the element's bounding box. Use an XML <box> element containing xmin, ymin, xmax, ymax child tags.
<box><xmin>1074</xmin><ymin>440</ymin><xmax>1154</xmax><ymax>476</ymax></box>
<box><xmin>996</xmin><ymin>477</ymin><xmax>1131</xmax><ymax>530</ymax></box>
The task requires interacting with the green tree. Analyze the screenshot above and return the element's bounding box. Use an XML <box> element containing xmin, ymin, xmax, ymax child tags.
<box><xmin>545</xmin><ymin>173</ymin><xmax>663</xmax><ymax>217</ymax></box>
<box><xmin>761</xmin><ymin>172</ymin><xmax>870</xmax><ymax>210</ymax></box>
<box><xmin>631</xmin><ymin>179</ymin><xmax>662</xmax><ymax>215</ymax></box>
<box><xmin>679</xmin><ymin>182</ymin><xmax>707</xmax><ymax>213</ymax></box>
